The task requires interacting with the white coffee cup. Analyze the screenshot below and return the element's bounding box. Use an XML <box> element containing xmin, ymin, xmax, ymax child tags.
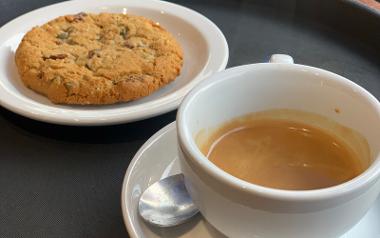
<box><xmin>177</xmin><ymin>54</ymin><xmax>380</xmax><ymax>238</ymax></box>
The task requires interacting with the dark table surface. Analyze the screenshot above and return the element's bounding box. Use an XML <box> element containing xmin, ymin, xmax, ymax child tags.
<box><xmin>0</xmin><ymin>0</ymin><xmax>379</xmax><ymax>237</ymax></box>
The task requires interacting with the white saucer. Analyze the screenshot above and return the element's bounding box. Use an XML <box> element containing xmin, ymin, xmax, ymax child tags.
<box><xmin>0</xmin><ymin>0</ymin><xmax>228</xmax><ymax>126</ymax></box>
<box><xmin>121</xmin><ymin>122</ymin><xmax>380</xmax><ymax>238</ymax></box>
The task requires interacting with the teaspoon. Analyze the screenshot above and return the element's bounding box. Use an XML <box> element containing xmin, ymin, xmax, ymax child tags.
<box><xmin>138</xmin><ymin>174</ymin><xmax>199</xmax><ymax>227</ymax></box>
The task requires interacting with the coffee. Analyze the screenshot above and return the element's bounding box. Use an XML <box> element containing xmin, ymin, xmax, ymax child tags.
<box><xmin>199</xmin><ymin>110</ymin><xmax>369</xmax><ymax>190</ymax></box>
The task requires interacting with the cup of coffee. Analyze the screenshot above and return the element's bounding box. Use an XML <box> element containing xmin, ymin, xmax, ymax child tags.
<box><xmin>176</xmin><ymin>54</ymin><xmax>380</xmax><ymax>238</ymax></box>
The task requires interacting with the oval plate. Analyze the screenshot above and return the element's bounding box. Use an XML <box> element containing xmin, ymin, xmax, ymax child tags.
<box><xmin>0</xmin><ymin>0</ymin><xmax>228</xmax><ymax>125</ymax></box>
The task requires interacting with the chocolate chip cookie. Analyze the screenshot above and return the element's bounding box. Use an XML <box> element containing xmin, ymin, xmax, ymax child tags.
<box><xmin>15</xmin><ymin>12</ymin><xmax>183</xmax><ymax>104</ymax></box>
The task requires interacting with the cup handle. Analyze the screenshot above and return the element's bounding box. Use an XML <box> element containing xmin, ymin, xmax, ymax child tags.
<box><xmin>269</xmin><ymin>54</ymin><xmax>294</xmax><ymax>64</ymax></box>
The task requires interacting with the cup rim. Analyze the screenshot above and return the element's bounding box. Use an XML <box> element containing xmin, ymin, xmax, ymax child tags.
<box><xmin>177</xmin><ymin>62</ymin><xmax>380</xmax><ymax>201</ymax></box>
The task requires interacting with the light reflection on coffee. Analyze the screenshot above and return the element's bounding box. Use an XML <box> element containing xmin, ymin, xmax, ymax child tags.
<box><xmin>198</xmin><ymin>110</ymin><xmax>370</xmax><ymax>190</ymax></box>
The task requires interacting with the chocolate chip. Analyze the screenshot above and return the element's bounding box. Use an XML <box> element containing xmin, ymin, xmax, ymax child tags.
<box><xmin>73</xmin><ymin>12</ymin><xmax>87</xmax><ymax>21</ymax></box>
<box><xmin>43</xmin><ymin>54</ymin><xmax>67</xmax><ymax>60</ymax></box>
<box><xmin>76</xmin><ymin>12</ymin><xmax>87</xmax><ymax>17</ymax></box>
<box><xmin>120</xmin><ymin>26</ymin><xmax>129</xmax><ymax>39</ymax></box>
<box><xmin>37</xmin><ymin>72</ymin><xmax>44</xmax><ymax>79</ymax></box>
<box><xmin>52</xmin><ymin>54</ymin><xmax>67</xmax><ymax>60</ymax></box>
<box><xmin>88</xmin><ymin>49</ymin><xmax>100</xmax><ymax>58</ymax></box>
<box><xmin>85</xmin><ymin>63</ymin><xmax>92</xmax><ymax>70</ymax></box>
<box><xmin>65</xmin><ymin>12</ymin><xmax>87</xmax><ymax>22</ymax></box>
<box><xmin>66</xmin><ymin>39</ymin><xmax>77</xmax><ymax>45</ymax></box>
<box><xmin>124</xmin><ymin>41</ymin><xmax>134</xmax><ymax>49</ymax></box>
<box><xmin>88</xmin><ymin>51</ymin><xmax>95</xmax><ymax>58</ymax></box>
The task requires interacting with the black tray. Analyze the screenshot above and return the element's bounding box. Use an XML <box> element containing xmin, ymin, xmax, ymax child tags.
<box><xmin>0</xmin><ymin>0</ymin><xmax>379</xmax><ymax>237</ymax></box>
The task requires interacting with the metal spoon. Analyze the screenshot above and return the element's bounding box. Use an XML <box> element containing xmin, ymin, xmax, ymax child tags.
<box><xmin>138</xmin><ymin>174</ymin><xmax>199</xmax><ymax>227</ymax></box>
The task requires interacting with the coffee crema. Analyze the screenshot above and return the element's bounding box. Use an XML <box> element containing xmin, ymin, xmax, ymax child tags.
<box><xmin>198</xmin><ymin>110</ymin><xmax>370</xmax><ymax>190</ymax></box>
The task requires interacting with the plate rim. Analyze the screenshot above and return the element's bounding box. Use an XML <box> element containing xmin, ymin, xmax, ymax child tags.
<box><xmin>121</xmin><ymin>121</ymin><xmax>176</xmax><ymax>238</ymax></box>
<box><xmin>0</xmin><ymin>0</ymin><xmax>228</xmax><ymax>126</ymax></box>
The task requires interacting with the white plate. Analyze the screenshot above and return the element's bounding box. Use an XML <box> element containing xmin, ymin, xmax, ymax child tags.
<box><xmin>0</xmin><ymin>0</ymin><xmax>228</xmax><ymax>126</ymax></box>
<box><xmin>121</xmin><ymin>122</ymin><xmax>380</xmax><ymax>238</ymax></box>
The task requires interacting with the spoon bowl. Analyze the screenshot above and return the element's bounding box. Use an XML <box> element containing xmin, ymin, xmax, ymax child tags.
<box><xmin>138</xmin><ymin>174</ymin><xmax>199</xmax><ymax>227</ymax></box>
